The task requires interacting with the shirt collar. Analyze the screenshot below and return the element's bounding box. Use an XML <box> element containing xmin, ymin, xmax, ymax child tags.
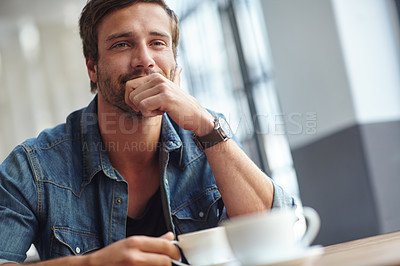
<box><xmin>80</xmin><ymin>96</ymin><xmax>186</xmax><ymax>186</ymax></box>
<box><xmin>161</xmin><ymin>113</ymin><xmax>183</xmax><ymax>151</ymax></box>
<box><xmin>80</xmin><ymin>96</ymin><xmax>118</xmax><ymax>186</ymax></box>
<box><xmin>161</xmin><ymin>113</ymin><xmax>204</xmax><ymax>170</ymax></box>
<box><xmin>161</xmin><ymin>113</ymin><xmax>184</xmax><ymax>168</ymax></box>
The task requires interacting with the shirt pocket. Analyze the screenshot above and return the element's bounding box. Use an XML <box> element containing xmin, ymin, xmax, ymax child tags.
<box><xmin>50</xmin><ymin>226</ymin><xmax>103</xmax><ymax>257</ymax></box>
<box><xmin>172</xmin><ymin>188</ymin><xmax>224</xmax><ymax>234</ymax></box>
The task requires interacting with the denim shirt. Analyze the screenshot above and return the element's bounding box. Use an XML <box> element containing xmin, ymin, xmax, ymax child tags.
<box><xmin>0</xmin><ymin>97</ymin><xmax>294</xmax><ymax>264</ymax></box>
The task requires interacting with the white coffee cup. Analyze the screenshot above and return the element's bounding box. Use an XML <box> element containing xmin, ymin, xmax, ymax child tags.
<box><xmin>172</xmin><ymin>226</ymin><xmax>237</xmax><ymax>266</ymax></box>
<box><xmin>223</xmin><ymin>207</ymin><xmax>320</xmax><ymax>265</ymax></box>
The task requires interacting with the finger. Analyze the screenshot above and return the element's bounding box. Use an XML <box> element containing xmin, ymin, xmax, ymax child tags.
<box><xmin>159</xmin><ymin>232</ymin><xmax>180</xmax><ymax>261</ymax></box>
<box><xmin>127</xmin><ymin>73</ymin><xmax>164</xmax><ymax>90</ymax></box>
<box><xmin>128</xmin><ymin>250</ymin><xmax>173</xmax><ymax>266</ymax></box>
<box><xmin>127</xmin><ymin>75</ymin><xmax>167</xmax><ymax>101</ymax></box>
<box><xmin>128</xmin><ymin>88</ymin><xmax>163</xmax><ymax>117</ymax></box>
<box><xmin>127</xmin><ymin>236</ymin><xmax>181</xmax><ymax>260</ymax></box>
<box><xmin>125</xmin><ymin>76</ymin><xmax>161</xmax><ymax>112</ymax></box>
<box><xmin>125</xmin><ymin>88</ymin><xmax>139</xmax><ymax>112</ymax></box>
<box><xmin>131</xmin><ymin>82</ymin><xmax>179</xmax><ymax>117</ymax></box>
<box><xmin>160</xmin><ymin>232</ymin><xmax>175</xmax><ymax>241</ymax></box>
<box><xmin>129</xmin><ymin>81</ymin><xmax>163</xmax><ymax>105</ymax></box>
<box><xmin>136</xmin><ymin>95</ymin><xmax>165</xmax><ymax>117</ymax></box>
<box><xmin>173</xmin><ymin>66</ymin><xmax>182</xmax><ymax>86</ymax></box>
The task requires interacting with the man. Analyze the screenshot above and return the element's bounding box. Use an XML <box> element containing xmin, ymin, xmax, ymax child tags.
<box><xmin>0</xmin><ymin>0</ymin><xmax>294</xmax><ymax>265</ymax></box>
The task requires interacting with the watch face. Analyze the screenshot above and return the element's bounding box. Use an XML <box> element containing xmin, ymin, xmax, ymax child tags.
<box><xmin>217</xmin><ymin>117</ymin><xmax>233</xmax><ymax>139</ymax></box>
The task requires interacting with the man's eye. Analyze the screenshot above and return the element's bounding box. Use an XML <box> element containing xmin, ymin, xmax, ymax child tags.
<box><xmin>112</xmin><ymin>43</ymin><xmax>129</xmax><ymax>48</ymax></box>
<box><xmin>151</xmin><ymin>41</ymin><xmax>166</xmax><ymax>47</ymax></box>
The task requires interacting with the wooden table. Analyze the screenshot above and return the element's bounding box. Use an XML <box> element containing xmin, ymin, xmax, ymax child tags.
<box><xmin>312</xmin><ymin>230</ymin><xmax>400</xmax><ymax>266</ymax></box>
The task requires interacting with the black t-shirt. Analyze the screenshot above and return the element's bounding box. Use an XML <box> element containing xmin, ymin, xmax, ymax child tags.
<box><xmin>126</xmin><ymin>188</ymin><xmax>168</xmax><ymax>237</ymax></box>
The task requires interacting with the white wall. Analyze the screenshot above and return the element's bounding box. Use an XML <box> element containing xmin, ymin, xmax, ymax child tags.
<box><xmin>261</xmin><ymin>0</ymin><xmax>400</xmax><ymax>149</ymax></box>
<box><xmin>261</xmin><ymin>0</ymin><xmax>356</xmax><ymax>149</ymax></box>
<box><xmin>333</xmin><ymin>0</ymin><xmax>400</xmax><ymax>124</ymax></box>
<box><xmin>0</xmin><ymin>0</ymin><xmax>92</xmax><ymax>161</ymax></box>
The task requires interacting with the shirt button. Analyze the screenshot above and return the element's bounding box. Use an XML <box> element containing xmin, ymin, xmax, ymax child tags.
<box><xmin>116</xmin><ymin>198</ymin><xmax>122</xmax><ymax>204</ymax></box>
<box><xmin>199</xmin><ymin>211</ymin><xmax>205</xmax><ymax>218</ymax></box>
<box><xmin>75</xmin><ymin>247</ymin><xmax>81</xmax><ymax>254</ymax></box>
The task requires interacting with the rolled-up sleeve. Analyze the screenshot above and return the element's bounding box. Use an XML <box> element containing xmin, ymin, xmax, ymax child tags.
<box><xmin>271</xmin><ymin>179</ymin><xmax>296</xmax><ymax>208</ymax></box>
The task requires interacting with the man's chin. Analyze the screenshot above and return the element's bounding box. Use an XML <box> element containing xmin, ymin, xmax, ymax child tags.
<box><xmin>126</xmin><ymin>110</ymin><xmax>144</xmax><ymax>118</ymax></box>
<box><xmin>111</xmin><ymin>102</ymin><xmax>144</xmax><ymax>118</ymax></box>
<box><xmin>120</xmin><ymin>106</ymin><xmax>144</xmax><ymax>118</ymax></box>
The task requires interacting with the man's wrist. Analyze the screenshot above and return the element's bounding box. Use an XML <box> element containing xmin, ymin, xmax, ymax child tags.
<box><xmin>193</xmin><ymin>114</ymin><xmax>215</xmax><ymax>137</ymax></box>
<box><xmin>193</xmin><ymin>116</ymin><xmax>233</xmax><ymax>151</ymax></box>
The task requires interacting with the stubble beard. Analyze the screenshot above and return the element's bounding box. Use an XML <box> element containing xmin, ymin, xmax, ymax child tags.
<box><xmin>96</xmin><ymin>67</ymin><xmax>145</xmax><ymax>117</ymax></box>
<box><xmin>96</xmin><ymin>65</ymin><xmax>177</xmax><ymax>118</ymax></box>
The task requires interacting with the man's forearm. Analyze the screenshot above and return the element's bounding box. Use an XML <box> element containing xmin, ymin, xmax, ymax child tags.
<box><xmin>205</xmin><ymin>139</ymin><xmax>274</xmax><ymax>217</ymax></box>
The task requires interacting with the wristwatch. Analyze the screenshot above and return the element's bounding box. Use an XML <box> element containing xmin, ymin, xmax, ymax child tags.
<box><xmin>193</xmin><ymin>116</ymin><xmax>233</xmax><ymax>151</ymax></box>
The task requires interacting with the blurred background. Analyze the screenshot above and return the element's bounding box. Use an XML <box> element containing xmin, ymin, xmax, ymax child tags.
<box><xmin>1</xmin><ymin>0</ymin><xmax>400</xmax><ymax>250</ymax></box>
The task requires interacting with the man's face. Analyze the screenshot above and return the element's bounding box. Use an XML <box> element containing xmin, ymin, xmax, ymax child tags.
<box><xmin>93</xmin><ymin>3</ymin><xmax>176</xmax><ymax>115</ymax></box>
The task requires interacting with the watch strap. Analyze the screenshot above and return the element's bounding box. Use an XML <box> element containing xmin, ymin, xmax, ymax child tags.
<box><xmin>194</xmin><ymin>131</ymin><xmax>226</xmax><ymax>150</ymax></box>
<box><xmin>193</xmin><ymin>117</ymin><xmax>230</xmax><ymax>151</ymax></box>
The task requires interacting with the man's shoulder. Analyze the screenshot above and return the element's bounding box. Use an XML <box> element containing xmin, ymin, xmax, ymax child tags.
<box><xmin>0</xmin><ymin>107</ymin><xmax>85</xmax><ymax>181</ymax></box>
<box><xmin>4</xmin><ymin>108</ymin><xmax>88</xmax><ymax>186</ymax></box>
<box><xmin>23</xmin><ymin>108</ymin><xmax>84</xmax><ymax>151</ymax></box>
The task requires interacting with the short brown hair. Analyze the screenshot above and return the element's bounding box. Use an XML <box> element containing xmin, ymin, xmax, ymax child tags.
<box><xmin>79</xmin><ymin>0</ymin><xmax>180</xmax><ymax>93</ymax></box>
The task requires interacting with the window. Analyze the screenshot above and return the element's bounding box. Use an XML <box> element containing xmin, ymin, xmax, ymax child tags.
<box><xmin>395</xmin><ymin>0</ymin><xmax>400</xmax><ymax>22</ymax></box>
<box><xmin>168</xmin><ymin>0</ymin><xmax>300</xmax><ymax>199</ymax></box>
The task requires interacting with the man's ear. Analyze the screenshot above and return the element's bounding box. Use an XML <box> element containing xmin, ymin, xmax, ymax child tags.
<box><xmin>86</xmin><ymin>58</ymin><xmax>98</xmax><ymax>83</ymax></box>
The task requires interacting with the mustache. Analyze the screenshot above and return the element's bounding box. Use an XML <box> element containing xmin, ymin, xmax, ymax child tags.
<box><xmin>119</xmin><ymin>69</ymin><xmax>157</xmax><ymax>84</ymax></box>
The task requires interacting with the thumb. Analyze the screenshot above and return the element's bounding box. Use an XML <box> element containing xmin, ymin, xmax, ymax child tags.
<box><xmin>160</xmin><ymin>231</ymin><xmax>175</xmax><ymax>241</ymax></box>
<box><xmin>173</xmin><ymin>66</ymin><xmax>182</xmax><ymax>86</ymax></box>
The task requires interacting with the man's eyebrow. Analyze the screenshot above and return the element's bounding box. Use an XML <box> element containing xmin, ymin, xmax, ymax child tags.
<box><xmin>105</xmin><ymin>31</ymin><xmax>171</xmax><ymax>43</ymax></box>
<box><xmin>149</xmin><ymin>31</ymin><xmax>171</xmax><ymax>40</ymax></box>
<box><xmin>105</xmin><ymin>32</ymin><xmax>133</xmax><ymax>42</ymax></box>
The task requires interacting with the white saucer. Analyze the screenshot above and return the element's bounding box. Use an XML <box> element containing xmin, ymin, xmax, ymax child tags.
<box><xmin>209</xmin><ymin>260</ymin><xmax>242</xmax><ymax>266</ymax></box>
<box><xmin>171</xmin><ymin>258</ymin><xmax>241</xmax><ymax>266</ymax></box>
<box><xmin>244</xmin><ymin>245</ymin><xmax>324</xmax><ymax>266</ymax></box>
<box><xmin>172</xmin><ymin>246</ymin><xmax>323</xmax><ymax>266</ymax></box>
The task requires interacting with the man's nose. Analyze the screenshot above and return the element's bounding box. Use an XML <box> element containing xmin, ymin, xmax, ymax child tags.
<box><xmin>132</xmin><ymin>43</ymin><xmax>155</xmax><ymax>69</ymax></box>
